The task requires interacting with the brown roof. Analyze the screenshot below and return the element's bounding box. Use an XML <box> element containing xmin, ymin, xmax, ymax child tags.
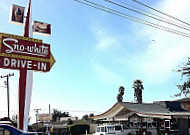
<box><xmin>174</xmin><ymin>98</ymin><xmax>190</xmax><ymax>103</ymax></box>
<box><xmin>92</xmin><ymin>101</ymin><xmax>190</xmax><ymax>120</ymax></box>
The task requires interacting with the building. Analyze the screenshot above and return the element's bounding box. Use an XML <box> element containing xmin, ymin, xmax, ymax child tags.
<box><xmin>92</xmin><ymin>98</ymin><xmax>190</xmax><ymax>135</ymax></box>
<box><xmin>60</xmin><ymin>117</ymin><xmax>78</xmax><ymax>122</ymax></box>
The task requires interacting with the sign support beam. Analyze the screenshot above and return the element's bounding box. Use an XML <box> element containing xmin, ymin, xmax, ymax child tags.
<box><xmin>18</xmin><ymin>0</ymin><xmax>31</xmax><ymax>131</ymax></box>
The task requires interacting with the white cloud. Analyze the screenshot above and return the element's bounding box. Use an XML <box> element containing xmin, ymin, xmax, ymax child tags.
<box><xmin>125</xmin><ymin>0</ymin><xmax>190</xmax><ymax>84</ymax></box>
<box><xmin>160</xmin><ymin>0</ymin><xmax>190</xmax><ymax>19</ymax></box>
<box><xmin>89</xmin><ymin>0</ymin><xmax>190</xmax><ymax>86</ymax></box>
<box><xmin>90</xmin><ymin>25</ymin><xmax>120</xmax><ymax>50</ymax></box>
<box><xmin>96</xmin><ymin>37</ymin><xmax>118</xmax><ymax>49</ymax></box>
<box><xmin>93</xmin><ymin>63</ymin><xmax>125</xmax><ymax>86</ymax></box>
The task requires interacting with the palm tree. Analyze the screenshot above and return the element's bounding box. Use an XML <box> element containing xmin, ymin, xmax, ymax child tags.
<box><xmin>116</xmin><ymin>86</ymin><xmax>125</xmax><ymax>102</ymax></box>
<box><xmin>133</xmin><ymin>79</ymin><xmax>144</xmax><ymax>103</ymax></box>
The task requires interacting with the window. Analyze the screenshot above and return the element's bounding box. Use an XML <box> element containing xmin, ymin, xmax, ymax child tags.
<box><xmin>101</xmin><ymin>127</ymin><xmax>105</xmax><ymax>132</ymax></box>
<box><xmin>147</xmin><ymin>123</ymin><xmax>152</xmax><ymax>128</ymax></box>
<box><xmin>107</xmin><ymin>126</ymin><xmax>114</xmax><ymax>132</ymax></box>
<box><xmin>152</xmin><ymin>122</ymin><xmax>157</xmax><ymax>128</ymax></box>
<box><xmin>130</xmin><ymin>122</ymin><xmax>134</xmax><ymax>128</ymax></box>
<box><xmin>115</xmin><ymin>126</ymin><xmax>122</xmax><ymax>131</ymax></box>
<box><xmin>96</xmin><ymin>127</ymin><xmax>100</xmax><ymax>132</ymax></box>
<box><xmin>142</xmin><ymin>122</ymin><xmax>147</xmax><ymax>128</ymax></box>
<box><xmin>165</xmin><ymin>120</ymin><xmax>170</xmax><ymax>128</ymax></box>
<box><xmin>134</xmin><ymin>122</ymin><xmax>138</xmax><ymax>128</ymax></box>
<box><xmin>170</xmin><ymin>119</ymin><xmax>179</xmax><ymax>130</ymax></box>
<box><xmin>123</xmin><ymin>124</ymin><xmax>129</xmax><ymax>129</ymax></box>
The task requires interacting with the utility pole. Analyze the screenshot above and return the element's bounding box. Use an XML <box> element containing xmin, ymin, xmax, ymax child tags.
<box><xmin>1</xmin><ymin>73</ymin><xmax>14</xmax><ymax>119</ymax></box>
<box><xmin>49</xmin><ymin>104</ymin><xmax>51</xmax><ymax>114</ymax></box>
<box><xmin>34</xmin><ymin>108</ymin><xmax>41</xmax><ymax>131</ymax></box>
<box><xmin>34</xmin><ymin>108</ymin><xmax>41</xmax><ymax>123</ymax></box>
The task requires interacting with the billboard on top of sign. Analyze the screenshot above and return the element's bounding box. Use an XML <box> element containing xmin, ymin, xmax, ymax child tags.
<box><xmin>9</xmin><ymin>4</ymin><xmax>25</xmax><ymax>25</ymax></box>
<box><xmin>38</xmin><ymin>114</ymin><xmax>52</xmax><ymax>122</ymax></box>
<box><xmin>33</xmin><ymin>21</ymin><xmax>51</xmax><ymax>36</ymax></box>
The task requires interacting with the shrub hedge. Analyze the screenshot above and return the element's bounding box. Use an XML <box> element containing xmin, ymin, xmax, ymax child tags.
<box><xmin>69</xmin><ymin>124</ymin><xmax>90</xmax><ymax>135</ymax></box>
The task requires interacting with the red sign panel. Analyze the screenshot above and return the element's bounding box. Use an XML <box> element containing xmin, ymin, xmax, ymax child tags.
<box><xmin>1</xmin><ymin>36</ymin><xmax>50</xmax><ymax>59</ymax></box>
<box><xmin>0</xmin><ymin>56</ymin><xmax>50</xmax><ymax>72</ymax></box>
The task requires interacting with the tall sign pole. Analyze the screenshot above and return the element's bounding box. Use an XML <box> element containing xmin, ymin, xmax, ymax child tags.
<box><xmin>18</xmin><ymin>0</ymin><xmax>33</xmax><ymax>131</ymax></box>
<box><xmin>0</xmin><ymin>0</ymin><xmax>55</xmax><ymax>131</ymax></box>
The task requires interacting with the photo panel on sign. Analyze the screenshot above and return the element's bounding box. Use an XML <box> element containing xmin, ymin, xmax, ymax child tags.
<box><xmin>33</xmin><ymin>21</ymin><xmax>51</xmax><ymax>37</ymax></box>
<box><xmin>9</xmin><ymin>4</ymin><xmax>25</xmax><ymax>25</ymax></box>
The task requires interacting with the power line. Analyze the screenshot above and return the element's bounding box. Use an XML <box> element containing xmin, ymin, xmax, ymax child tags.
<box><xmin>59</xmin><ymin>109</ymin><xmax>103</xmax><ymax>113</ymax></box>
<box><xmin>116</xmin><ymin>0</ymin><xmax>190</xmax><ymax>30</ymax></box>
<box><xmin>73</xmin><ymin>0</ymin><xmax>190</xmax><ymax>38</ymax></box>
<box><xmin>0</xmin><ymin>109</ymin><xmax>103</xmax><ymax>114</ymax></box>
<box><xmin>103</xmin><ymin>0</ymin><xmax>190</xmax><ymax>32</ymax></box>
<box><xmin>131</xmin><ymin>0</ymin><xmax>190</xmax><ymax>26</ymax></box>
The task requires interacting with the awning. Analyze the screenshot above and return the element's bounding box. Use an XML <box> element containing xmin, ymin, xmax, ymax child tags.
<box><xmin>136</xmin><ymin>113</ymin><xmax>171</xmax><ymax>119</ymax></box>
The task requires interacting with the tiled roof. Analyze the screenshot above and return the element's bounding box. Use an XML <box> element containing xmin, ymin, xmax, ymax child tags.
<box><xmin>92</xmin><ymin>100</ymin><xmax>190</xmax><ymax>120</ymax></box>
<box><xmin>119</xmin><ymin>101</ymin><xmax>190</xmax><ymax>115</ymax></box>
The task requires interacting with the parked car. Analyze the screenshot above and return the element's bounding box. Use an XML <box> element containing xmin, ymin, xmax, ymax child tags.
<box><xmin>95</xmin><ymin>125</ymin><xmax>115</xmax><ymax>135</ymax></box>
<box><xmin>0</xmin><ymin>124</ymin><xmax>37</xmax><ymax>135</ymax></box>
<box><xmin>95</xmin><ymin>125</ymin><xmax>131</xmax><ymax>135</ymax></box>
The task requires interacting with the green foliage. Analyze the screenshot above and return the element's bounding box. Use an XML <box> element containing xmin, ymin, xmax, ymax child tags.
<box><xmin>176</xmin><ymin>58</ymin><xmax>190</xmax><ymax>97</ymax></box>
<box><xmin>116</xmin><ymin>86</ymin><xmax>125</xmax><ymax>102</ymax></box>
<box><xmin>81</xmin><ymin>114</ymin><xmax>95</xmax><ymax>123</ymax></box>
<box><xmin>52</xmin><ymin>109</ymin><xmax>70</xmax><ymax>122</ymax></box>
<box><xmin>82</xmin><ymin>114</ymin><xmax>89</xmax><ymax>120</ymax></box>
<box><xmin>89</xmin><ymin>113</ymin><xmax>94</xmax><ymax>117</ymax></box>
<box><xmin>67</xmin><ymin>118</ymin><xmax>73</xmax><ymax>125</ymax></box>
<box><xmin>68</xmin><ymin>124</ymin><xmax>90</xmax><ymax>135</ymax></box>
<box><xmin>158</xmin><ymin>130</ymin><xmax>164</xmax><ymax>135</ymax></box>
<box><xmin>176</xmin><ymin>80</ymin><xmax>190</xmax><ymax>97</ymax></box>
<box><xmin>133</xmin><ymin>79</ymin><xmax>144</xmax><ymax>103</ymax></box>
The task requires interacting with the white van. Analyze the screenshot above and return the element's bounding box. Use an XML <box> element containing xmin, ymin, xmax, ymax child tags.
<box><xmin>95</xmin><ymin>125</ymin><xmax>124</xmax><ymax>135</ymax></box>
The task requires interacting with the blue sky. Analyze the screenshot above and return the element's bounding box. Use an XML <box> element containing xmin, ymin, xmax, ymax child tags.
<box><xmin>0</xmin><ymin>0</ymin><xmax>190</xmax><ymax>123</ymax></box>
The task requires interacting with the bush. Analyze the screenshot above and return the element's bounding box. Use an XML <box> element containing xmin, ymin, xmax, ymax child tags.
<box><xmin>67</xmin><ymin>118</ymin><xmax>73</xmax><ymax>125</ymax></box>
<box><xmin>69</xmin><ymin>124</ymin><xmax>90</xmax><ymax>135</ymax></box>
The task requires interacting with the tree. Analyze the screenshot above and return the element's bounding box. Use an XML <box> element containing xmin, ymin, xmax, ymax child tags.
<box><xmin>82</xmin><ymin>114</ymin><xmax>89</xmax><ymax>121</ymax></box>
<box><xmin>116</xmin><ymin>86</ymin><xmax>125</xmax><ymax>102</ymax></box>
<box><xmin>133</xmin><ymin>79</ymin><xmax>144</xmax><ymax>103</ymax></box>
<box><xmin>61</xmin><ymin>112</ymin><xmax>70</xmax><ymax>117</ymax></box>
<box><xmin>67</xmin><ymin>118</ymin><xmax>73</xmax><ymax>125</ymax></box>
<box><xmin>175</xmin><ymin>58</ymin><xmax>190</xmax><ymax>97</ymax></box>
<box><xmin>89</xmin><ymin>113</ymin><xmax>94</xmax><ymax>117</ymax></box>
<box><xmin>52</xmin><ymin>109</ymin><xmax>70</xmax><ymax>122</ymax></box>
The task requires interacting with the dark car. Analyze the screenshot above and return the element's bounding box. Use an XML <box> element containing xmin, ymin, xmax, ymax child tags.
<box><xmin>0</xmin><ymin>124</ymin><xmax>37</xmax><ymax>135</ymax></box>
